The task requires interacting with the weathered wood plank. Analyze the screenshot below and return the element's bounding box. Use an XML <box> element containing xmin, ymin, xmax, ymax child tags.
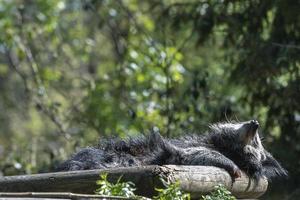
<box><xmin>0</xmin><ymin>165</ymin><xmax>268</xmax><ymax>199</ymax></box>
<box><xmin>0</xmin><ymin>192</ymin><xmax>150</xmax><ymax>199</ymax></box>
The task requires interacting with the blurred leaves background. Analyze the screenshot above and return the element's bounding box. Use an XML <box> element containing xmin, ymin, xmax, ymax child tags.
<box><xmin>0</xmin><ymin>0</ymin><xmax>299</xmax><ymax>199</ymax></box>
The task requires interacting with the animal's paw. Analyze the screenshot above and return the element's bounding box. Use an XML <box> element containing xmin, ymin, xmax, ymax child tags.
<box><xmin>233</xmin><ymin>167</ymin><xmax>242</xmax><ymax>178</ymax></box>
<box><xmin>228</xmin><ymin>166</ymin><xmax>242</xmax><ymax>182</ymax></box>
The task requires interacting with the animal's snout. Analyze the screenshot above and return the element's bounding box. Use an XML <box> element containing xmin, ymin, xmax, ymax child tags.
<box><xmin>250</xmin><ymin>120</ymin><xmax>259</xmax><ymax>130</ymax></box>
<box><xmin>239</xmin><ymin>120</ymin><xmax>260</xmax><ymax>145</ymax></box>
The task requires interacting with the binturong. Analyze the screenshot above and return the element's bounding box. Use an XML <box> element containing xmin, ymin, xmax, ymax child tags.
<box><xmin>56</xmin><ymin>120</ymin><xmax>288</xmax><ymax>182</ymax></box>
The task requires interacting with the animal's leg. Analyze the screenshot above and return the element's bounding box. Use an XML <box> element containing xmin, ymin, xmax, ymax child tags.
<box><xmin>148</xmin><ymin>131</ymin><xmax>240</xmax><ymax>180</ymax></box>
<box><xmin>182</xmin><ymin>149</ymin><xmax>242</xmax><ymax>179</ymax></box>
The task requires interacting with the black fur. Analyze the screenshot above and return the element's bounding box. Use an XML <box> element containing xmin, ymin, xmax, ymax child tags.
<box><xmin>56</xmin><ymin>120</ymin><xmax>288</xmax><ymax>181</ymax></box>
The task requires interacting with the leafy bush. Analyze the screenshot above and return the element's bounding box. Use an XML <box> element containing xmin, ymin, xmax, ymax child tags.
<box><xmin>95</xmin><ymin>174</ymin><xmax>236</xmax><ymax>200</ymax></box>
<box><xmin>154</xmin><ymin>179</ymin><xmax>190</xmax><ymax>200</ymax></box>
<box><xmin>95</xmin><ymin>173</ymin><xmax>136</xmax><ymax>198</ymax></box>
<box><xmin>95</xmin><ymin>174</ymin><xmax>190</xmax><ymax>199</ymax></box>
<box><xmin>202</xmin><ymin>184</ymin><xmax>236</xmax><ymax>200</ymax></box>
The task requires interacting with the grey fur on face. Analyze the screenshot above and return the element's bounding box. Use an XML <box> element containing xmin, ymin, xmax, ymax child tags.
<box><xmin>56</xmin><ymin>120</ymin><xmax>288</xmax><ymax>182</ymax></box>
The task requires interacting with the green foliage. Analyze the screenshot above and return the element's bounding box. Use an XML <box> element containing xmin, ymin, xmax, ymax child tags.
<box><xmin>154</xmin><ymin>179</ymin><xmax>190</xmax><ymax>200</ymax></box>
<box><xmin>94</xmin><ymin>176</ymin><xmax>235</xmax><ymax>200</ymax></box>
<box><xmin>95</xmin><ymin>174</ymin><xmax>190</xmax><ymax>200</ymax></box>
<box><xmin>202</xmin><ymin>185</ymin><xmax>236</xmax><ymax>200</ymax></box>
<box><xmin>95</xmin><ymin>173</ymin><xmax>136</xmax><ymax>198</ymax></box>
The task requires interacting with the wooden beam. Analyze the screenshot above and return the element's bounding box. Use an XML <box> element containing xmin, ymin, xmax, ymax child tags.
<box><xmin>0</xmin><ymin>165</ymin><xmax>268</xmax><ymax>199</ymax></box>
<box><xmin>0</xmin><ymin>192</ymin><xmax>151</xmax><ymax>200</ymax></box>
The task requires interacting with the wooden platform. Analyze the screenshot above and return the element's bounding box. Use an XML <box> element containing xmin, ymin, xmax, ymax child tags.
<box><xmin>0</xmin><ymin>165</ymin><xmax>268</xmax><ymax>199</ymax></box>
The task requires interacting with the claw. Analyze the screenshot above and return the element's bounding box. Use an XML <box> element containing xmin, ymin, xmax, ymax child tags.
<box><xmin>234</xmin><ymin>168</ymin><xmax>242</xmax><ymax>178</ymax></box>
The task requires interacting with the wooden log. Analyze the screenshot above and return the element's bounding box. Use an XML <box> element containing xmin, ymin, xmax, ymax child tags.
<box><xmin>160</xmin><ymin>165</ymin><xmax>268</xmax><ymax>199</ymax></box>
<box><xmin>0</xmin><ymin>165</ymin><xmax>268</xmax><ymax>199</ymax></box>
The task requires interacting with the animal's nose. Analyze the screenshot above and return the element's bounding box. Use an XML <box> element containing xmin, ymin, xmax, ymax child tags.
<box><xmin>250</xmin><ymin>120</ymin><xmax>259</xmax><ymax>128</ymax></box>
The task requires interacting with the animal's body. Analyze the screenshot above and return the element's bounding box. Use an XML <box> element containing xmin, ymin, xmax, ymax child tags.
<box><xmin>57</xmin><ymin>120</ymin><xmax>287</xmax><ymax>181</ymax></box>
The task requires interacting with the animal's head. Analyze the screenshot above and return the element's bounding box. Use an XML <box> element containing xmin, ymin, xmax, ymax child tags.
<box><xmin>209</xmin><ymin>120</ymin><xmax>288</xmax><ymax>180</ymax></box>
<box><xmin>209</xmin><ymin>120</ymin><xmax>264</xmax><ymax>151</ymax></box>
<box><xmin>209</xmin><ymin>120</ymin><xmax>267</xmax><ymax>165</ymax></box>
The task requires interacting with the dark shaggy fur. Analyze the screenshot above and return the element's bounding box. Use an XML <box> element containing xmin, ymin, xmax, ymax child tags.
<box><xmin>56</xmin><ymin>120</ymin><xmax>287</xmax><ymax>181</ymax></box>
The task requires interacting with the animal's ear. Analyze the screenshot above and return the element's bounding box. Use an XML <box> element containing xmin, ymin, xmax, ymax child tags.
<box><xmin>239</xmin><ymin>120</ymin><xmax>260</xmax><ymax>144</ymax></box>
<box><xmin>149</xmin><ymin>130</ymin><xmax>179</xmax><ymax>153</ymax></box>
<box><xmin>149</xmin><ymin>130</ymin><xmax>165</xmax><ymax>147</ymax></box>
